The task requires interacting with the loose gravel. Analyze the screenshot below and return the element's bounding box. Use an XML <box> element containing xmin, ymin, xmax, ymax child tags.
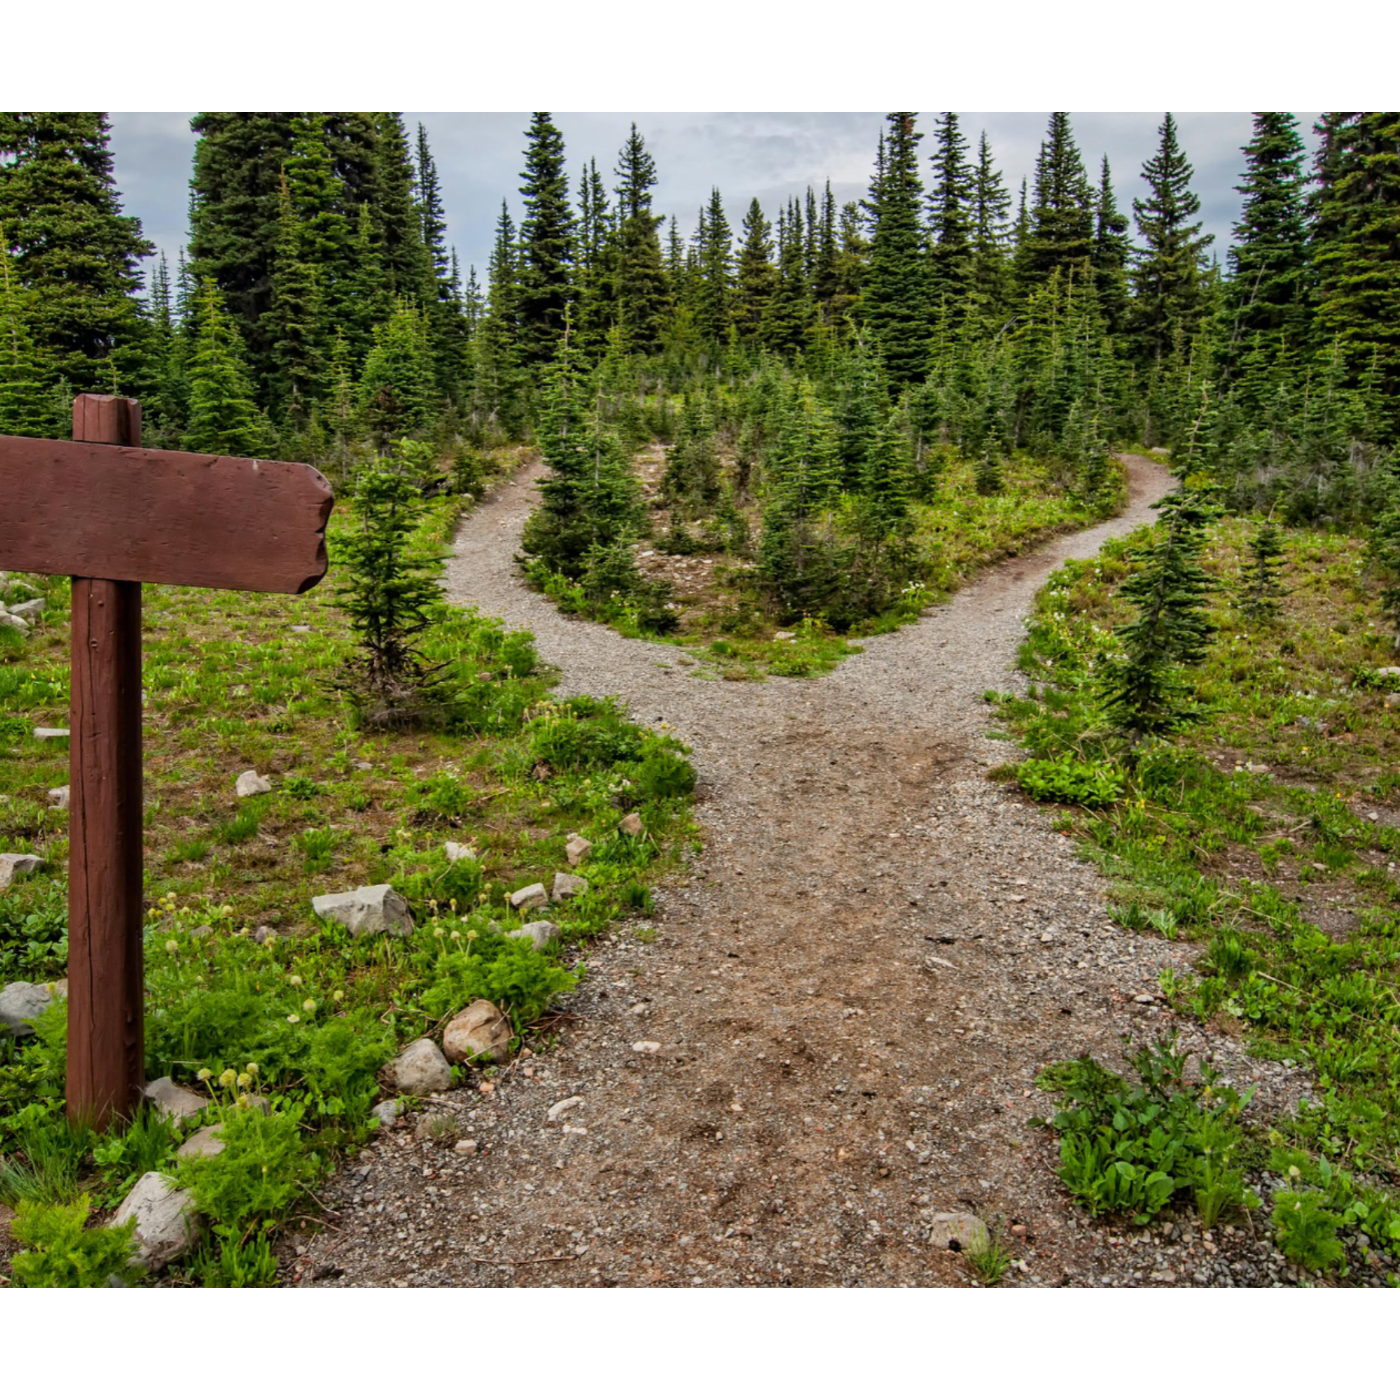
<box><xmin>304</xmin><ymin>455</ymin><xmax>1335</xmax><ymax>1289</ymax></box>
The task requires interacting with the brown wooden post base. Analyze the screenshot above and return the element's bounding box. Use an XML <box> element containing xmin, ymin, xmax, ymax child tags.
<box><xmin>66</xmin><ymin>396</ymin><xmax>145</xmax><ymax>1129</ymax></box>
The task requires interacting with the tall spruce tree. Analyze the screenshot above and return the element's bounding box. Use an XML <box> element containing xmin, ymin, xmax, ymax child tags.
<box><xmin>0</xmin><ymin>231</ymin><xmax>55</xmax><ymax>435</ymax></box>
<box><xmin>927</xmin><ymin>112</ymin><xmax>976</xmax><ymax>319</ymax></box>
<box><xmin>0</xmin><ymin>112</ymin><xmax>152</xmax><ymax>391</ymax></box>
<box><xmin>695</xmin><ymin>186</ymin><xmax>734</xmax><ymax>347</ymax></box>
<box><xmin>182</xmin><ymin>278</ymin><xmax>270</xmax><ymax>456</ymax></box>
<box><xmin>734</xmin><ymin>198</ymin><xmax>778</xmax><ymax>346</ymax></box>
<box><xmin>1091</xmin><ymin>157</ymin><xmax>1132</xmax><ymax>335</ymax></box>
<box><xmin>517</xmin><ymin>113</ymin><xmax>576</xmax><ymax>367</ymax></box>
<box><xmin>373</xmin><ymin>113</ymin><xmax>432</xmax><ymax>299</ymax></box>
<box><xmin>765</xmin><ymin>199</ymin><xmax>815</xmax><ymax>355</ymax></box>
<box><xmin>1131</xmin><ymin>113</ymin><xmax>1214</xmax><ymax>363</ymax></box>
<box><xmin>1019</xmin><ymin>113</ymin><xmax>1094</xmax><ymax>292</ymax></box>
<box><xmin>1220</xmin><ymin>113</ymin><xmax>1311</xmax><ymax>397</ymax></box>
<box><xmin>612</xmin><ymin>124</ymin><xmax>668</xmax><ymax>355</ymax></box>
<box><xmin>970</xmin><ymin>132</ymin><xmax>1012</xmax><ymax>317</ymax></box>
<box><xmin>1311</xmin><ymin>111</ymin><xmax>1400</xmax><ymax>430</ymax></box>
<box><xmin>267</xmin><ymin>170</ymin><xmax>324</xmax><ymax>422</ymax></box>
<box><xmin>359</xmin><ymin>298</ymin><xmax>435</xmax><ymax>447</ymax></box>
<box><xmin>864</xmin><ymin>113</ymin><xmax>930</xmax><ymax>387</ymax></box>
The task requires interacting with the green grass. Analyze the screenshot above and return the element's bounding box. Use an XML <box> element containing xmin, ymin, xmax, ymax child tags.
<box><xmin>998</xmin><ymin>513</ymin><xmax>1400</xmax><ymax>1274</ymax></box>
<box><xmin>0</xmin><ymin>485</ymin><xmax>698</xmax><ymax>1285</ymax></box>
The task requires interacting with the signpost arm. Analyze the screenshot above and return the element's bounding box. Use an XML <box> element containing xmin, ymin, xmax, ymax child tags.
<box><xmin>66</xmin><ymin>394</ymin><xmax>145</xmax><ymax>1129</ymax></box>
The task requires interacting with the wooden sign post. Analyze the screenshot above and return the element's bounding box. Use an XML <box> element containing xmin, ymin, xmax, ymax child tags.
<box><xmin>0</xmin><ymin>395</ymin><xmax>333</xmax><ymax>1129</ymax></box>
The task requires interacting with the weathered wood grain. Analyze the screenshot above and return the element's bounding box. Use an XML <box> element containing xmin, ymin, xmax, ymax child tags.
<box><xmin>66</xmin><ymin>397</ymin><xmax>146</xmax><ymax>1128</ymax></box>
<box><xmin>0</xmin><ymin>428</ymin><xmax>333</xmax><ymax>594</ymax></box>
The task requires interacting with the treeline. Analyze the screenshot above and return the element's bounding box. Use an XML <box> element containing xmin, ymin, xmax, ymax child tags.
<box><xmin>1</xmin><ymin>110</ymin><xmax>1397</xmax><ymax>524</ymax></box>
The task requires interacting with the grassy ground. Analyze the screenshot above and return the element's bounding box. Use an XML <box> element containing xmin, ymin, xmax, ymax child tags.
<box><xmin>0</xmin><ymin>479</ymin><xmax>697</xmax><ymax>1286</ymax></box>
<box><xmin>536</xmin><ymin>443</ymin><xmax>1127</xmax><ymax>682</ymax></box>
<box><xmin>996</xmin><ymin>513</ymin><xmax>1400</xmax><ymax>1276</ymax></box>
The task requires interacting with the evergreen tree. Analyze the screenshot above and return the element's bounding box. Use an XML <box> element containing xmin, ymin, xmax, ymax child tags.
<box><xmin>358</xmin><ymin>299</ymin><xmax>435</xmax><ymax>447</ymax></box>
<box><xmin>1238</xmin><ymin>520</ymin><xmax>1286</xmax><ymax>620</ymax></box>
<box><xmin>0</xmin><ymin>112</ymin><xmax>152</xmax><ymax>391</ymax></box>
<box><xmin>612</xmin><ymin>124</ymin><xmax>668</xmax><ymax>354</ymax></box>
<box><xmin>1131</xmin><ymin>113</ymin><xmax>1214</xmax><ymax>363</ymax></box>
<box><xmin>970</xmin><ymin>132</ymin><xmax>1012</xmax><ymax>316</ymax></box>
<box><xmin>0</xmin><ymin>231</ymin><xmax>55</xmax><ymax>435</ymax></box>
<box><xmin>367</xmin><ymin>115</ymin><xmax>422</xmax><ymax>298</ymax></box>
<box><xmin>1091</xmin><ymin>156</ymin><xmax>1132</xmax><ymax>335</ymax></box>
<box><xmin>1019</xmin><ymin>113</ymin><xmax>1094</xmax><ymax>291</ymax></box>
<box><xmin>141</xmin><ymin>249</ymin><xmax>187</xmax><ymax>438</ymax></box>
<box><xmin>695</xmin><ymin>187</ymin><xmax>734</xmax><ymax>347</ymax></box>
<box><xmin>1099</xmin><ymin>487</ymin><xmax>1218</xmax><ymax>739</ymax></box>
<box><xmin>927</xmin><ymin>112</ymin><xmax>975</xmax><ymax>318</ymax></box>
<box><xmin>267</xmin><ymin>170</ymin><xmax>324</xmax><ymax>422</ymax></box>
<box><xmin>517</xmin><ymin>113</ymin><xmax>576</xmax><ymax>367</ymax></box>
<box><xmin>1221</xmin><ymin>113</ymin><xmax>1311</xmax><ymax>395</ymax></box>
<box><xmin>864</xmin><ymin>113</ymin><xmax>930</xmax><ymax>387</ymax></box>
<box><xmin>765</xmin><ymin>199</ymin><xmax>815</xmax><ymax>355</ymax></box>
<box><xmin>415</xmin><ymin>123</ymin><xmax>450</xmax><ymax>290</ymax></box>
<box><xmin>1312</xmin><ymin>111</ymin><xmax>1400</xmax><ymax>431</ymax></box>
<box><xmin>182</xmin><ymin>278</ymin><xmax>270</xmax><ymax>456</ymax></box>
<box><xmin>734</xmin><ymin>198</ymin><xmax>779</xmax><ymax>346</ymax></box>
<box><xmin>284</xmin><ymin>112</ymin><xmax>351</xmax><ymax>327</ymax></box>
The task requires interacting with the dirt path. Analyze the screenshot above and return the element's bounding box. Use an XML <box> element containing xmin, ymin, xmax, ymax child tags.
<box><xmin>309</xmin><ymin>455</ymin><xmax>1308</xmax><ymax>1288</ymax></box>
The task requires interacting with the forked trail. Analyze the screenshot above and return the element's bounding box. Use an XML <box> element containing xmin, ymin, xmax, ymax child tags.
<box><xmin>313</xmin><ymin>455</ymin><xmax>1298</xmax><ymax>1287</ymax></box>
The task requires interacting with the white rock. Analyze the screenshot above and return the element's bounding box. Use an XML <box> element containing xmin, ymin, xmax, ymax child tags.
<box><xmin>385</xmin><ymin>1038</ymin><xmax>452</xmax><ymax>1095</ymax></box>
<box><xmin>551</xmin><ymin>871</ymin><xmax>588</xmax><ymax>902</ymax></box>
<box><xmin>371</xmin><ymin>1099</ymin><xmax>401</xmax><ymax>1129</ymax></box>
<box><xmin>632</xmin><ymin>1041</ymin><xmax>662</xmax><ymax>1054</ymax></box>
<box><xmin>509</xmin><ymin>882</ymin><xmax>549</xmax><ymax>911</ymax></box>
<box><xmin>312</xmin><ymin>883</ymin><xmax>414</xmax><ymax>936</ymax></box>
<box><xmin>32</xmin><ymin>728</ymin><xmax>68</xmax><ymax>741</ymax></box>
<box><xmin>7</xmin><ymin>597</ymin><xmax>45</xmax><ymax>620</ymax></box>
<box><xmin>442</xmin><ymin>1000</ymin><xmax>513</xmax><ymax>1065</ymax></box>
<box><xmin>565</xmin><ymin>833</ymin><xmax>592</xmax><ymax>867</ymax></box>
<box><xmin>0</xmin><ymin>611</ymin><xmax>30</xmax><ymax>635</ymax></box>
<box><xmin>235</xmin><ymin>769</ymin><xmax>273</xmax><ymax>798</ymax></box>
<box><xmin>112</xmin><ymin>1172</ymin><xmax>200</xmax><ymax>1271</ymax></box>
<box><xmin>0</xmin><ymin>979</ymin><xmax>63</xmax><ymax>1036</ymax></box>
<box><xmin>444</xmin><ymin>841</ymin><xmax>477</xmax><ymax>863</ymax></box>
<box><xmin>175</xmin><ymin>1124</ymin><xmax>226</xmax><ymax>1160</ymax></box>
<box><xmin>453</xmin><ymin>1139</ymin><xmax>478</xmax><ymax>1156</ymax></box>
<box><xmin>0</xmin><ymin>853</ymin><xmax>43</xmax><ymax>890</ymax></box>
<box><xmin>510</xmin><ymin>920</ymin><xmax>559</xmax><ymax>952</ymax></box>
<box><xmin>143</xmin><ymin>1077</ymin><xmax>209</xmax><ymax>1123</ymax></box>
<box><xmin>774</xmin><ymin>630</ymin><xmax>795</xmax><ymax>641</ymax></box>
<box><xmin>926</xmin><ymin>1211</ymin><xmax>990</xmax><ymax>1253</ymax></box>
<box><xmin>47</xmin><ymin>785</ymin><xmax>69</xmax><ymax>810</ymax></box>
<box><xmin>618</xmin><ymin>813</ymin><xmax>644</xmax><ymax>838</ymax></box>
<box><xmin>547</xmin><ymin>1095</ymin><xmax>584</xmax><ymax>1122</ymax></box>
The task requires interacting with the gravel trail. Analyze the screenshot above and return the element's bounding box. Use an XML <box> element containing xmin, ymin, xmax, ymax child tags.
<box><xmin>308</xmin><ymin>455</ymin><xmax>1313</xmax><ymax>1289</ymax></box>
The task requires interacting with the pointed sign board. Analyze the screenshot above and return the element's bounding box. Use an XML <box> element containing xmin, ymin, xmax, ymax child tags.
<box><xmin>0</xmin><ymin>396</ymin><xmax>333</xmax><ymax>1128</ymax></box>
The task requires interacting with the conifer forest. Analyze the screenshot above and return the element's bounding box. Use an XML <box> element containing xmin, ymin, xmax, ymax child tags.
<box><xmin>3</xmin><ymin>110</ymin><xmax>1400</xmax><ymax>1290</ymax></box>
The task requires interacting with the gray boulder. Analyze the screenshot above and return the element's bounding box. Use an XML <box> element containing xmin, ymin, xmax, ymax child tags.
<box><xmin>176</xmin><ymin>1125</ymin><xmax>226</xmax><ymax>1160</ymax></box>
<box><xmin>442</xmin><ymin>1000</ymin><xmax>513</xmax><ymax>1065</ymax></box>
<box><xmin>385</xmin><ymin>1038</ymin><xmax>452</xmax><ymax>1095</ymax></box>
<box><xmin>371</xmin><ymin>1099</ymin><xmax>401</xmax><ymax>1130</ymax></box>
<box><xmin>32</xmin><ymin>728</ymin><xmax>69</xmax><ymax>741</ymax></box>
<box><xmin>0</xmin><ymin>853</ymin><xmax>43</xmax><ymax>890</ymax></box>
<box><xmin>509</xmin><ymin>882</ymin><xmax>549</xmax><ymax>911</ymax></box>
<box><xmin>0</xmin><ymin>610</ymin><xmax>29</xmax><ymax>635</ymax></box>
<box><xmin>0</xmin><ymin>978</ymin><xmax>63</xmax><ymax>1036</ymax></box>
<box><xmin>444</xmin><ymin>841</ymin><xmax>477</xmax><ymax>863</ymax></box>
<box><xmin>47</xmin><ymin>786</ymin><xmax>69</xmax><ymax>811</ymax></box>
<box><xmin>112</xmin><ymin>1172</ymin><xmax>200</xmax><ymax>1271</ymax></box>
<box><xmin>926</xmin><ymin>1211</ymin><xmax>990</xmax><ymax>1253</ymax></box>
<box><xmin>143</xmin><ymin>1077</ymin><xmax>209</xmax><ymax>1124</ymax></box>
<box><xmin>618</xmin><ymin>812</ymin><xmax>644</xmax><ymax>838</ymax></box>
<box><xmin>7</xmin><ymin>597</ymin><xmax>45</xmax><ymax>620</ymax></box>
<box><xmin>312</xmin><ymin>884</ymin><xmax>413</xmax><ymax>936</ymax></box>
<box><xmin>551</xmin><ymin>871</ymin><xmax>588</xmax><ymax>902</ymax></box>
<box><xmin>510</xmin><ymin>920</ymin><xmax>559</xmax><ymax>952</ymax></box>
<box><xmin>565</xmin><ymin>833</ymin><xmax>592</xmax><ymax>867</ymax></box>
<box><xmin>235</xmin><ymin>769</ymin><xmax>272</xmax><ymax>798</ymax></box>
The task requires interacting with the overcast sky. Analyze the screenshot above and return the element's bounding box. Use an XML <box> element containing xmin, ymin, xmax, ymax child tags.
<box><xmin>108</xmin><ymin>112</ymin><xmax>1323</xmax><ymax>291</ymax></box>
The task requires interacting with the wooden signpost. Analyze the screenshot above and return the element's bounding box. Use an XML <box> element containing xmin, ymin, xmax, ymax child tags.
<box><xmin>0</xmin><ymin>394</ymin><xmax>333</xmax><ymax>1129</ymax></box>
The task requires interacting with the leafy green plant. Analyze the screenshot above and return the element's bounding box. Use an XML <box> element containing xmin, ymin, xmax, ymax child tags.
<box><xmin>1272</xmin><ymin>1189</ymin><xmax>1346</xmax><ymax>1272</ymax></box>
<box><xmin>636</xmin><ymin>745</ymin><xmax>696</xmax><ymax>800</ymax></box>
<box><xmin>192</xmin><ymin>1235</ymin><xmax>280</xmax><ymax>1287</ymax></box>
<box><xmin>8</xmin><ymin>1194</ymin><xmax>142</xmax><ymax>1287</ymax></box>
<box><xmin>418</xmin><ymin>931</ymin><xmax>578</xmax><ymax>1029</ymax></box>
<box><xmin>965</xmin><ymin>1221</ymin><xmax>1015</xmax><ymax>1286</ymax></box>
<box><xmin>282</xmin><ymin>774</ymin><xmax>322</xmax><ymax>799</ymax></box>
<box><xmin>1036</xmin><ymin>1035</ymin><xmax>1257</xmax><ymax>1227</ymax></box>
<box><xmin>173</xmin><ymin>1107</ymin><xmax>317</xmax><ymax>1241</ymax></box>
<box><xmin>1017</xmin><ymin>755</ymin><xmax>1125</xmax><ymax>806</ymax></box>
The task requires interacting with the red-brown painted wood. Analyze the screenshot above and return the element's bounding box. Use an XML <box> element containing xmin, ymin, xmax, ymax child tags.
<box><xmin>66</xmin><ymin>396</ymin><xmax>146</xmax><ymax>1129</ymax></box>
<box><xmin>0</xmin><ymin>429</ymin><xmax>332</xmax><ymax>594</ymax></box>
